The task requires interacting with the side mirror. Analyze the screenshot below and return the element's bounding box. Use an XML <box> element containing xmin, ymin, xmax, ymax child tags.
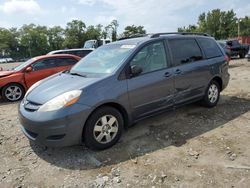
<box><xmin>25</xmin><ymin>67</ymin><xmax>32</xmax><ymax>73</ymax></box>
<box><xmin>130</xmin><ymin>65</ymin><xmax>142</xmax><ymax>77</ymax></box>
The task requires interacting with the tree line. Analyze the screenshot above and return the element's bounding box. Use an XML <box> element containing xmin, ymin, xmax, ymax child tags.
<box><xmin>0</xmin><ymin>19</ymin><xmax>146</xmax><ymax>59</ymax></box>
<box><xmin>178</xmin><ymin>9</ymin><xmax>250</xmax><ymax>40</ymax></box>
<box><xmin>1</xmin><ymin>9</ymin><xmax>249</xmax><ymax>59</ymax></box>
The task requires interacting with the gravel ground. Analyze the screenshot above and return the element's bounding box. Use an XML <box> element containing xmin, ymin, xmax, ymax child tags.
<box><xmin>0</xmin><ymin>59</ymin><xmax>250</xmax><ymax>188</ymax></box>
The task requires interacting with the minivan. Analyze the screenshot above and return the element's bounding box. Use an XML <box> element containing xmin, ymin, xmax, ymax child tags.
<box><xmin>19</xmin><ymin>33</ymin><xmax>230</xmax><ymax>150</ymax></box>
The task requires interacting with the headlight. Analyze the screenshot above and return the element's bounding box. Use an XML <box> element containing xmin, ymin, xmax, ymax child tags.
<box><xmin>38</xmin><ymin>90</ymin><xmax>82</xmax><ymax>112</ymax></box>
<box><xmin>25</xmin><ymin>80</ymin><xmax>42</xmax><ymax>97</ymax></box>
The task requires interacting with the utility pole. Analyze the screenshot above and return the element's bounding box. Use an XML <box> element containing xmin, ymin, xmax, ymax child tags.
<box><xmin>238</xmin><ymin>18</ymin><xmax>242</xmax><ymax>39</ymax></box>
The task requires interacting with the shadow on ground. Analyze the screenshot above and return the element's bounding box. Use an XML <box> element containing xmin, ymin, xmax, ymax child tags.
<box><xmin>30</xmin><ymin>95</ymin><xmax>250</xmax><ymax>170</ymax></box>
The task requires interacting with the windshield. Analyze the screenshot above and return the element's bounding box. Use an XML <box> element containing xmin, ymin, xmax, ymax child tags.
<box><xmin>71</xmin><ymin>44</ymin><xmax>135</xmax><ymax>74</ymax></box>
<box><xmin>13</xmin><ymin>58</ymin><xmax>33</xmax><ymax>71</ymax></box>
<box><xmin>84</xmin><ymin>41</ymin><xmax>95</xmax><ymax>48</ymax></box>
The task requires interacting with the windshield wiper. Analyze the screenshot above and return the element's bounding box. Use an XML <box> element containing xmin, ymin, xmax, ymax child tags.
<box><xmin>69</xmin><ymin>72</ymin><xmax>87</xmax><ymax>77</ymax></box>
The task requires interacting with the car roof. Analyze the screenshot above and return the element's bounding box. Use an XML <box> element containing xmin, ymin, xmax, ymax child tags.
<box><xmin>33</xmin><ymin>54</ymin><xmax>81</xmax><ymax>61</ymax></box>
<box><xmin>48</xmin><ymin>48</ymin><xmax>94</xmax><ymax>54</ymax></box>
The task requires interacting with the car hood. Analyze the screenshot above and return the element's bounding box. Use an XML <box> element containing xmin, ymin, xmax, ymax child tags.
<box><xmin>0</xmin><ymin>70</ymin><xmax>15</xmax><ymax>77</ymax></box>
<box><xmin>27</xmin><ymin>72</ymin><xmax>103</xmax><ymax>104</ymax></box>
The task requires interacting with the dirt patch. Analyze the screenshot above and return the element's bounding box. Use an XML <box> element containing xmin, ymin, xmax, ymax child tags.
<box><xmin>0</xmin><ymin>59</ymin><xmax>250</xmax><ymax>187</ymax></box>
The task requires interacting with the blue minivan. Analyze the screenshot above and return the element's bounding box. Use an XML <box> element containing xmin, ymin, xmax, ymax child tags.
<box><xmin>19</xmin><ymin>33</ymin><xmax>230</xmax><ymax>150</ymax></box>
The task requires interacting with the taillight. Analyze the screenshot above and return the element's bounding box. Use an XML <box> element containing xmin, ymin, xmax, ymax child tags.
<box><xmin>225</xmin><ymin>55</ymin><xmax>230</xmax><ymax>63</ymax></box>
<box><xmin>226</xmin><ymin>45</ymin><xmax>231</xmax><ymax>50</ymax></box>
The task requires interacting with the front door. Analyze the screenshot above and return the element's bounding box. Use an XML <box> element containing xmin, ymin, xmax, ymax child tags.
<box><xmin>127</xmin><ymin>41</ymin><xmax>175</xmax><ymax>119</ymax></box>
<box><xmin>24</xmin><ymin>58</ymin><xmax>58</xmax><ymax>88</ymax></box>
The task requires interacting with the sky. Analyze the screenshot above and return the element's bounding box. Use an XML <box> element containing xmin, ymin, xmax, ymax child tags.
<box><xmin>0</xmin><ymin>0</ymin><xmax>249</xmax><ymax>33</ymax></box>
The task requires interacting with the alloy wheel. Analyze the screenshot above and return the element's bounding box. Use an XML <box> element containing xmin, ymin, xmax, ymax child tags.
<box><xmin>93</xmin><ymin>115</ymin><xmax>119</xmax><ymax>144</ymax></box>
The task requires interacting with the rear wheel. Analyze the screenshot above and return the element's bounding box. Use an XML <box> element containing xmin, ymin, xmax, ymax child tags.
<box><xmin>201</xmin><ymin>81</ymin><xmax>220</xmax><ymax>108</ymax></box>
<box><xmin>239</xmin><ymin>52</ymin><xmax>246</xmax><ymax>58</ymax></box>
<box><xmin>84</xmin><ymin>106</ymin><xmax>124</xmax><ymax>150</ymax></box>
<box><xmin>1</xmin><ymin>83</ymin><xmax>25</xmax><ymax>102</ymax></box>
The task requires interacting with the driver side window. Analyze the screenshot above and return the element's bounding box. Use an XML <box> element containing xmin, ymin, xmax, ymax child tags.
<box><xmin>32</xmin><ymin>59</ymin><xmax>57</xmax><ymax>71</ymax></box>
<box><xmin>130</xmin><ymin>41</ymin><xmax>168</xmax><ymax>74</ymax></box>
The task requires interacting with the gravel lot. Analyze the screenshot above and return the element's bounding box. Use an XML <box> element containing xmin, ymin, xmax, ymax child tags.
<box><xmin>0</xmin><ymin>59</ymin><xmax>250</xmax><ymax>188</ymax></box>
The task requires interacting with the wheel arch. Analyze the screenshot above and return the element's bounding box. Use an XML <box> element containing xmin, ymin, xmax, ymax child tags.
<box><xmin>1</xmin><ymin>82</ymin><xmax>26</xmax><ymax>95</ymax></box>
<box><xmin>211</xmin><ymin>76</ymin><xmax>223</xmax><ymax>91</ymax></box>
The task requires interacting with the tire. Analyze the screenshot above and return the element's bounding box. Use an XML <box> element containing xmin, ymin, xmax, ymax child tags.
<box><xmin>201</xmin><ymin>80</ymin><xmax>220</xmax><ymax>108</ymax></box>
<box><xmin>1</xmin><ymin>83</ymin><xmax>25</xmax><ymax>102</ymax></box>
<box><xmin>84</xmin><ymin>106</ymin><xmax>124</xmax><ymax>150</ymax></box>
<box><xmin>239</xmin><ymin>52</ymin><xmax>245</xmax><ymax>58</ymax></box>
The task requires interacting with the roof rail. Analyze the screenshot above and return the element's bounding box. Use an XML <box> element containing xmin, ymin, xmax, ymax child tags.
<box><xmin>150</xmin><ymin>32</ymin><xmax>211</xmax><ymax>38</ymax></box>
<box><xmin>117</xmin><ymin>34</ymin><xmax>149</xmax><ymax>41</ymax></box>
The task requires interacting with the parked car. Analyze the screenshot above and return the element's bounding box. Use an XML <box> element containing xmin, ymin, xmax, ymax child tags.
<box><xmin>19</xmin><ymin>32</ymin><xmax>230</xmax><ymax>150</ymax></box>
<box><xmin>48</xmin><ymin>48</ymin><xmax>93</xmax><ymax>58</ymax></box>
<box><xmin>0</xmin><ymin>58</ymin><xmax>8</xmax><ymax>64</ymax></box>
<box><xmin>223</xmin><ymin>39</ymin><xmax>249</xmax><ymax>58</ymax></box>
<box><xmin>83</xmin><ymin>39</ymin><xmax>111</xmax><ymax>49</ymax></box>
<box><xmin>217</xmin><ymin>41</ymin><xmax>231</xmax><ymax>60</ymax></box>
<box><xmin>0</xmin><ymin>54</ymin><xmax>80</xmax><ymax>102</ymax></box>
<box><xmin>246</xmin><ymin>49</ymin><xmax>250</xmax><ymax>61</ymax></box>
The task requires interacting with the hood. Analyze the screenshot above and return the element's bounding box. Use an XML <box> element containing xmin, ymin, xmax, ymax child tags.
<box><xmin>27</xmin><ymin>72</ymin><xmax>103</xmax><ymax>104</ymax></box>
<box><xmin>0</xmin><ymin>70</ymin><xmax>15</xmax><ymax>77</ymax></box>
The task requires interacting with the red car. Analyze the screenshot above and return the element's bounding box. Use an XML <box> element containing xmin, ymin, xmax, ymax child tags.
<box><xmin>0</xmin><ymin>54</ymin><xmax>81</xmax><ymax>102</ymax></box>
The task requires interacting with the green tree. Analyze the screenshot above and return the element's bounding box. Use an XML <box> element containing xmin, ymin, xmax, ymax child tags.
<box><xmin>105</xmin><ymin>20</ymin><xmax>119</xmax><ymax>41</ymax></box>
<box><xmin>85</xmin><ymin>24</ymin><xmax>102</xmax><ymax>40</ymax></box>
<box><xmin>19</xmin><ymin>24</ymin><xmax>49</xmax><ymax>57</ymax></box>
<box><xmin>178</xmin><ymin>9</ymin><xmax>240</xmax><ymax>40</ymax></box>
<box><xmin>122</xmin><ymin>25</ymin><xmax>146</xmax><ymax>37</ymax></box>
<box><xmin>178</xmin><ymin>25</ymin><xmax>198</xmax><ymax>32</ymax></box>
<box><xmin>0</xmin><ymin>28</ymin><xmax>19</xmax><ymax>58</ymax></box>
<box><xmin>47</xmin><ymin>26</ymin><xmax>64</xmax><ymax>51</ymax></box>
<box><xmin>63</xmin><ymin>20</ymin><xmax>86</xmax><ymax>48</ymax></box>
<box><xmin>239</xmin><ymin>16</ymin><xmax>250</xmax><ymax>36</ymax></box>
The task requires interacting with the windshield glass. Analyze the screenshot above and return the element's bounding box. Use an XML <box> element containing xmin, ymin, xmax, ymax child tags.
<box><xmin>71</xmin><ymin>44</ymin><xmax>135</xmax><ymax>74</ymax></box>
<box><xmin>84</xmin><ymin>41</ymin><xmax>95</xmax><ymax>48</ymax></box>
<box><xmin>13</xmin><ymin>58</ymin><xmax>33</xmax><ymax>71</ymax></box>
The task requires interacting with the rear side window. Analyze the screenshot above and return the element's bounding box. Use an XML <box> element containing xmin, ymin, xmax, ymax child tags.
<box><xmin>74</xmin><ymin>50</ymin><xmax>92</xmax><ymax>57</ymax></box>
<box><xmin>56</xmin><ymin>58</ymin><xmax>78</xmax><ymax>66</ymax></box>
<box><xmin>169</xmin><ymin>39</ymin><xmax>203</xmax><ymax>65</ymax></box>
<box><xmin>198</xmin><ymin>38</ymin><xmax>223</xmax><ymax>59</ymax></box>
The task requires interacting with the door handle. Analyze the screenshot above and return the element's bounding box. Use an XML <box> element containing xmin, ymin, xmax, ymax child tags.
<box><xmin>175</xmin><ymin>69</ymin><xmax>182</xmax><ymax>74</ymax></box>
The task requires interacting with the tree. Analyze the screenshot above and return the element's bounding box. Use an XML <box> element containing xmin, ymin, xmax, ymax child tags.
<box><xmin>122</xmin><ymin>25</ymin><xmax>146</xmax><ymax>37</ymax></box>
<box><xmin>19</xmin><ymin>24</ymin><xmax>49</xmax><ymax>57</ymax></box>
<box><xmin>85</xmin><ymin>24</ymin><xmax>102</xmax><ymax>40</ymax></box>
<box><xmin>63</xmin><ymin>20</ymin><xmax>86</xmax><ymax>48</ymax></box>
<box><xmin>105</xmin><ymin>20</ymin><xmax>119</xmax><ymax>41</ymax></box>
<box><xmin>47</xmin><ymin>26</ymin><xmax>64</xmax><ymax>51</ymax></box>
<box><xmin>239</xmin><ymin>16</ymin><xmax>250</xmax><ymax>36</ymax></box>
<box><xmin>178</xmin><ymin>9</ymin><xmax>241</xmax><ymax>40</ymax></box>
<box><xmin>178</xmin><ymin>25</ymin><xmax>198</xmax><ymax>33</ymax></box>
<box><xmin>0</xmin><ymin>28</ymin><xmax>19</xmax><ymax>58</ymax></box>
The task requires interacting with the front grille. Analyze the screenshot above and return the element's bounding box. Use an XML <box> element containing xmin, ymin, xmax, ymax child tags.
<box><xmin>24</xmin><ymin>100</ymin><xmax>42</xmax><ymax>112</ymax></box>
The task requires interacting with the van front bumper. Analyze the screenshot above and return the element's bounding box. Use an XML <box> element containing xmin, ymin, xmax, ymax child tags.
<box><xmin>18</xmin><ymin>102</ymin><xmax>92</xmax><ymax>147</ymax></box>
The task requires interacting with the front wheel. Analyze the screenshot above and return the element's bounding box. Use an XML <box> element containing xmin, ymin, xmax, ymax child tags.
<box><xmin>201</xmin><ymin>81</ymin><xmax>220</xmax><ymax>108</ymax></box>
<box><xmin>84</xmin><ymin>106</ymin><xmax>124</xmax><ymax>150</ymax></box>
<box><xmin>1</xmin><ymin>83</ymin><xmax>25</xmax><ymax>102</ymax></box>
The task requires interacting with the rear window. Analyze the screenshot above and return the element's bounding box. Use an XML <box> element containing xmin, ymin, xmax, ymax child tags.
<box><xmin>198</xmin><ymin>38</ymin><xmax>223</xmax><ymax>59</ymax></box>
<box><xmin>169</xmin><ymin>39</ymin><xmax>203</xmax><ymax>65</ymax></box>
